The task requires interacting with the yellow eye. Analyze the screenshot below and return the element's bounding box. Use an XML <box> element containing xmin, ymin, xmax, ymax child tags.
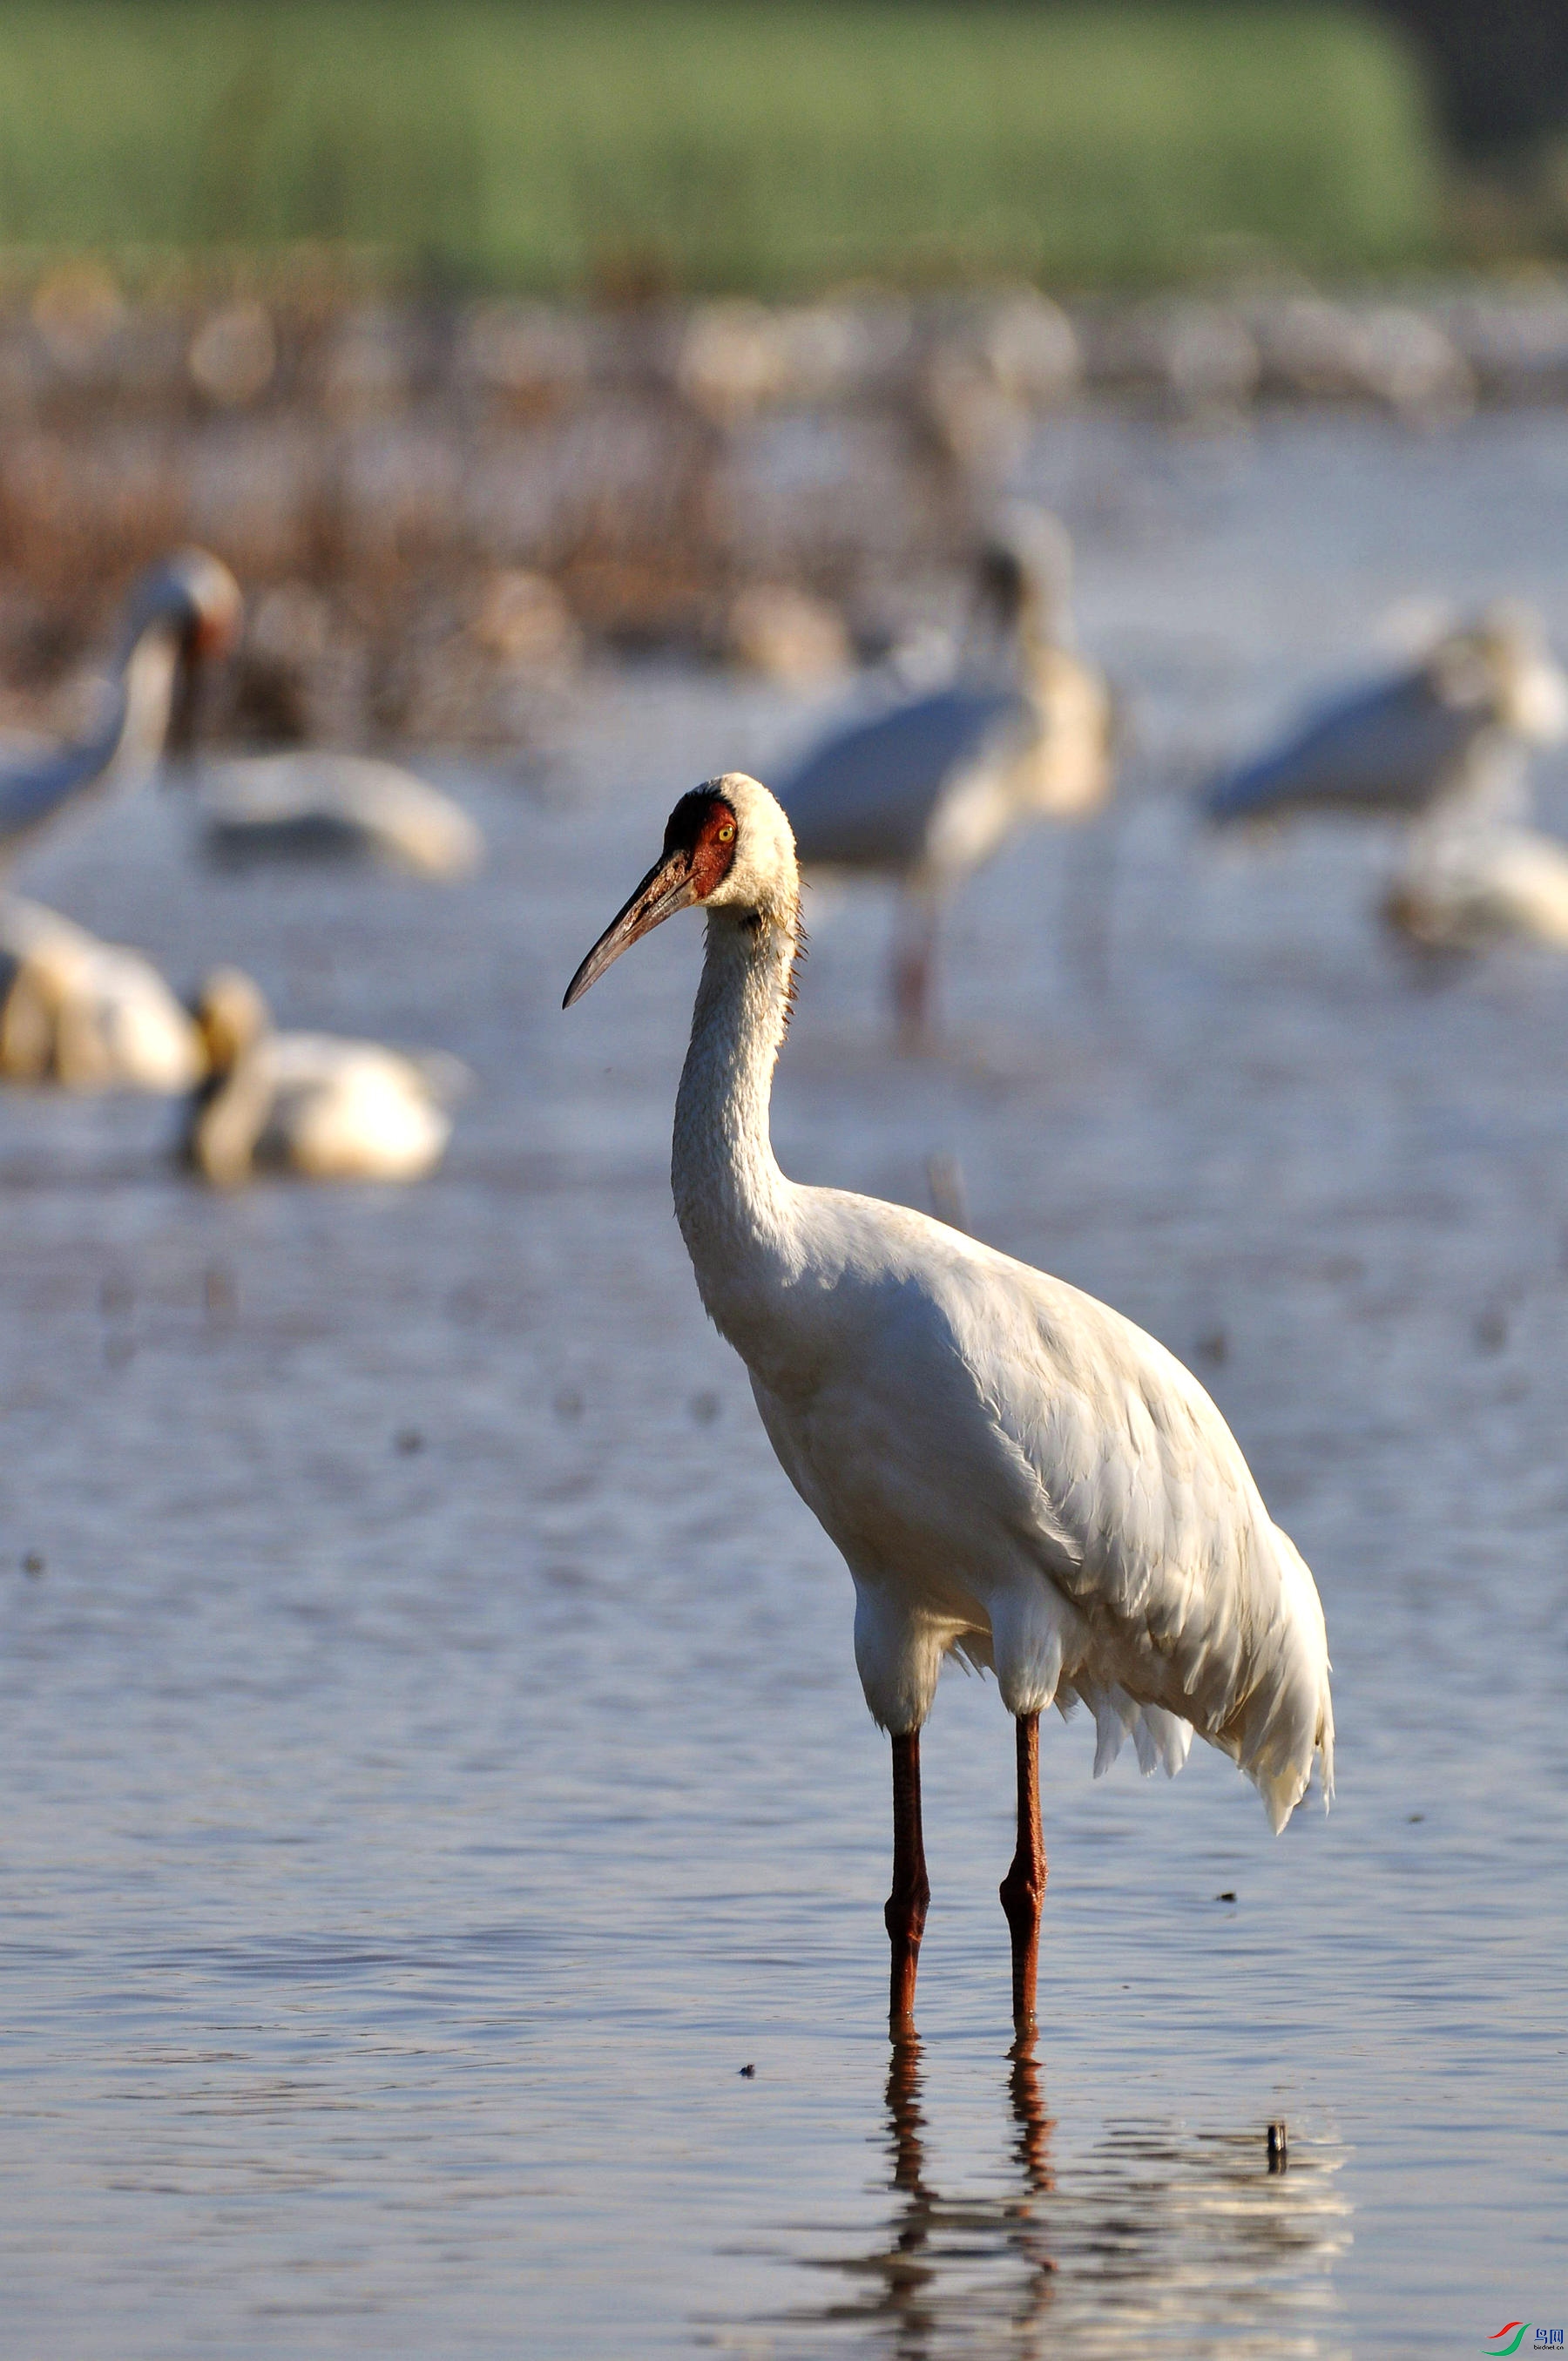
<box><xmin>717</xmin><ymin>822</ymin><xmax>735</xmax><ymax>842</ymax></box>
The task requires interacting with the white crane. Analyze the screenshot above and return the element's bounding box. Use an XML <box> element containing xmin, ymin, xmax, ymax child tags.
<box><xmin>193</xmin><ymin>751</ymin><xmax>483</xmax><ymax>881</ymax></box>
<box><xmin>775</xmin><ymin>513</ymin><xmax>1113</xmax><ymax>1040</ymax></box>
<box><xmin>186</xmin><ymin>967</ymin><xmax>464</xmax><ymax>1186</ymax></box>
<box><xmin>0</xmin><ymin>551</ymin><xmax>241</xmax><ymax>861</ymax></box>
<box><xmin>565</xmin><ymin>774</ymin><xmax>1334</xmax><ymax>2033</ymax></box>
<box><xmin>1206</xmin><ymin>605</ymin><xmax>1567</xmax><ymax>830</ymax></box>
<box><xmin>1206</xmin><ymin>605</ymin><xmax>1568</xmax><ymax>955</ymax></box>
<box><xmin>0</xmin><ymin>551</ymin><xmax>240</xmax><ymax>1093</ymax></box>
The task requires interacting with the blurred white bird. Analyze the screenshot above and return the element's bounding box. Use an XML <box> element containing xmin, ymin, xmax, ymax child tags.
<box><xmin>1207</xmin><ymin>606</ymin><xmax>1568</xmax><ymax>958</ymax></box>
<box><xmin>776</xmin><ymin>511</ymin><xmax>1113</xmax><ymax>1038</ymax></box>
<box><xmin>1383</xmin><ymin>819</ymin><xmax>1568</xmax><ymax>953</ymax></box>
<box><xmin>0</xmin><ymin>897</ymin><xmax>204</xmax><ymax>1093</ymax></box>
<box><xmin>0</xmin><ymin>552</ymin><xmax>238</xmax><ymax>1093</ymax></box>
<box><xmin>1206</xmin><ymin>604</ymin><xmax>1568</xmax><ymax>831</ymax></box>
<box><xmin>0</xmin><ymin>551</ymin><xmax>241</xmax><ymax>861</ymax></box>
<box><xmin>186</xmin><ymin>967</ymin><xmax>464</xmax><ymax>1186</ymax></box>
<box><xmin>565</xmin><ymin>774</ymin><xmax>1333</xmax><ymax>2034</ymax></box>
<box><xmin>194</xmin><ymin>751</ymin><xmax>483</xmax><ymax>881</ymax></box>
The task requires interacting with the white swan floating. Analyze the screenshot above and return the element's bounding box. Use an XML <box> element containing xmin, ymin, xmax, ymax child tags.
<box><xmin>1384</xmin><ymin>819</ymin><xmax>1568</xmax><ymax>953</ymax></box>
<box><xmin>775</xmin><ymin>510</ymin><xmax>1113</xmax><ymax>1037</ymax></box>
<box><xmin>194</xmin><ymin>752</ymin><xmax>484</xmax><ymax>881</ymax></box>
<box><xmin>186</xmin><ymin>968</ymin><xmax>464</xmax><ymax>1185</ymax></box>
<box><xmin>0</xmin><ymin>897</ymin><xmax>204</xmax><ymax>1093</ymax></box>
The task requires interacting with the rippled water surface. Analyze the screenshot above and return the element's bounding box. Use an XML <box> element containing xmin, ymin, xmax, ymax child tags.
<box><xmin>3</xmin><ymin>415</ymin><xmax>1567</xmax><ymax>2357</ymax></box>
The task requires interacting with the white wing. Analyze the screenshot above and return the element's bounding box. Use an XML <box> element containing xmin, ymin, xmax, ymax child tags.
<box><xmin>951</xmin><ymin>1249</ymin><xmax>1334</xmax><ymax>1828</ymax></box>
<box><xmin>747</xmin><ymin>1192</ymin><xmax>1334</xmax><ymax>1830</ymax></box>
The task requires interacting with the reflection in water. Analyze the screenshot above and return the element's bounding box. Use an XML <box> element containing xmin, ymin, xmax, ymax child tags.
<box><xmin>744</xmin><ymin>2040</ymin><xmax>1350</xmax><ymax>2360</ymax></box>
<box><xmin>845</xmin><ymin>2036</ymin><xmax>1058</xmax><ymax>2356</ymax></box>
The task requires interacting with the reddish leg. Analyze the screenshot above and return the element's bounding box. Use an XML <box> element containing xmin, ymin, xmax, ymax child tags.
<box><xmin>998</xmin><ymin>1711</ymin><xmax>1046</xmax><ymax>2033</ymax></box>
<box><xmin>886</xmin><ymin>1730</ymin><xmax>930</xmax><ymax>2034</ymax></box>
<box><xmin>892</xmin><ymin>893</ymin><xmax>938</xmax><ymax>1047</ymax></box>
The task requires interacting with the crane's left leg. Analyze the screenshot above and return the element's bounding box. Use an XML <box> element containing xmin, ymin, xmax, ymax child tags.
<box><xmin>999</xmin><ymin>1710</ymin><xmax>1046</xmax><ymax>2032</ymax></box>
<box><xmin>887</xmin><ymin>1730</ymin><xmax>930</xmax><ymax>2034</ymax></box>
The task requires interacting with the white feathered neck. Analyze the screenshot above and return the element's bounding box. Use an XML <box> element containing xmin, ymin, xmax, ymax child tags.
<box><xmin>671</xmin><ymin>775</ymin><xmax>805</xmax><ymax>1345</ymax></box>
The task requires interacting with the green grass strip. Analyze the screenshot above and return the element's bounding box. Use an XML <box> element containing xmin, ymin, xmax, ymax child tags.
<box><xmin>0</xmin><ymin>2</ymin><xmax>1442</xmax><ymax>289</ymax></box>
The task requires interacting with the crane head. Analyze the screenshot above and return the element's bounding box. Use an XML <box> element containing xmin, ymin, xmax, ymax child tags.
<box><xmin>1423</xmin><ymin>603</ymin><xmax>1567</xmax><ymax>744</ymax></box>
<box><xmin>563</xmin><ymin>784</ymin><xmax>740</xmax><ymax>1007</ymax></box>
<box><xmin>976</xmin><ymin>507</ymin><xmax>1073</xmax><ymax>649</ymax></box>
<box><xmin>125</xmin><ymin>549</ymin><xmax>243</xmax><ymax>667</ymax></box>
<box><xmin>564</xmin><ymin>773</ymin><xmax>798</xmax><ymax>1007</ymax></box>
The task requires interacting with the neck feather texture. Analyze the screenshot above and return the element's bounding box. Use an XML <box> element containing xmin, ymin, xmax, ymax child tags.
<box><xmin>0</xmin><ymin>629</ymin><xmax>180</xmax><ymax>856</ymax></box>
<box><xmin>672</xmin><ymin>898</ymin><xmax>801</xmax><ymax>1343</ymax></box>
<box><xmin>106</xmin><ymin>629</ymin><xmax>182</xmax><ymax>791</ymax></box>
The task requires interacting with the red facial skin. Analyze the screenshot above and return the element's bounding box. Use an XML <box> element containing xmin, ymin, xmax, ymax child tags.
<box><xmin>563</xmin><ymin>784</ymin><xmax>745</xmax><ymax>1010</ymax></box>
<box><xmin>188</xmin><ymin>605</ymin><xmax>240</xmax><ymax>663</ymax></box>
<box><xmin>661</xmin><ymin>788</ymin><xmax>740</xmax><ymax>900</ymax></box>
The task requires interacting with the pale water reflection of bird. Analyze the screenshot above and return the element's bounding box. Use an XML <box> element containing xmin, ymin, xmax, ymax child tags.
<box><xmin>776</xmin><ymin>512</ymin><xmax>1113</xmax><ymax>1040</ymax></box>
<box><xmin>0</xmin><ymin>551</ymin><xmax>240</xmax><ymax>1092</ymax></box>
<box><xmin>193</xmin><ymin>751</ymin><xmax>484</xmax><ymax>880</ymax></box>
<box><xmin>564</xmin><ymin>775</ymin><xmax>1334</xmax><ymax>2034</ymax></box>
<box><xmin>186</xmin><ymin>967</ymin><xmax>463</xmax><ymax>1186</ymax></box>
<box><xmin>773</xmin><ymin>2034</ymin><xmax>1348</xmax><ymax>2352</ymax></box>
<box><xmin>787</xmin><ymin>2033</ymin><xmax>1057</xmax><ymax>2351</ymax></box>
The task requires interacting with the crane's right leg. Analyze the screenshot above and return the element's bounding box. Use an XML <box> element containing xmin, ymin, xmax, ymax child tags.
<box><xmin>887</xmin><ymin>1730</ymin><xmax>930</xmax><ymax>2034</ymax></box>
<box><xmin>999</xmin><ymin>1710</ymin><xmax>1046</xmax><ymax>2032</ymax></box>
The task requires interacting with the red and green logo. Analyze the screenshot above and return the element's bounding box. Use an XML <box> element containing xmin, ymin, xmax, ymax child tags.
<box><xmin>1484</xmin><ymin>2329</ymin><xmax>1530</xmax><ymax>2357</ymax></box>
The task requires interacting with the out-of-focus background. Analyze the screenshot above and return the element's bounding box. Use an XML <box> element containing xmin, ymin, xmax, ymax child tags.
<box><xmin>0</xmin><ymin>0</ymin><xmax>1566</xmax><ymax>732</ymax></box>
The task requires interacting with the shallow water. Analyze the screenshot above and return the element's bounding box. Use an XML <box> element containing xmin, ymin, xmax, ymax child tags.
<box><xmin>3</xmin><ymin>413</ymin><xmax>1568</xmax><ymax>2357</ymax></box>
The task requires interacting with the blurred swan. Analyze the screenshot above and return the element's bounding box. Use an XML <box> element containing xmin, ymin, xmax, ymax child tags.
<box><xmin>186</xmin><ymin>968</ymin><xmax>463</xmax><ymax>1186</ymax></box>
<box><xmin>776</xmin><ymin>509</ymin><xmax>1113</xmax><ymax>1037</ymax></box>
<box><xmin>194</xmin><ymin>752</ymin><xmax>484</xmax><ymax>880</ymax></box>
<box><xmin>1206</xmin><ymin>605</ymin><xmax>1568</xmax><ymax>830</ymax></box>
<box><xmin>1383</xmin><ymin>819</ymin><xmax>1568</xmax><ymax>952</ymax></box>
<box><xmin>0</xmin><ymin>897</ymin><xmax>203</xmax><ymax>1092</ymax></box>
<box><xmin>0</xmin><ymin>551</ymin><xmax>241</xmax><ymax>860</ymax></box>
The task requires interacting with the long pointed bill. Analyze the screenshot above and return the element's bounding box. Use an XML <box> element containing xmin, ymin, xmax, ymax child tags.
<box><xmin>563</xmin><ymin>849</ymin><xmax>700</xmax><ymax>1008</ymax></box>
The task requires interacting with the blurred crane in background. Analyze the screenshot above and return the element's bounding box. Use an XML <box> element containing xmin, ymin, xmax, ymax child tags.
<box><xmin>776</xmin><ymin>511</ymin><xmax>1113</xmax><ymax>1041</ymax></box>
<box><xmin>1206</xmin><ymin>605</ymin><xmax>1568</xmax><ymax>955</ymax></box>
<box><xmin>0</xmin><ymin>552</ymin><xmax>240</xmax><ymax>1091</ymax></box>
<box><xmin>1206</xmin><ymin>605</ymin><xmax>1566</xmax><ymax>830</ymax></box>
<box><xmin>0</xmin><ymin>551</ymin><xmax>240</xmax><ymax>863</ymax></box>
